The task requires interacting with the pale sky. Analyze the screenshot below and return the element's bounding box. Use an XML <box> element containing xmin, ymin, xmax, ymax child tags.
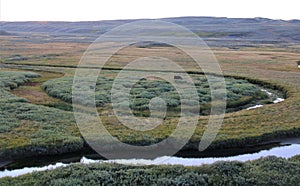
<box><xmin>0</xmin><ymin>0</ymin><xmax>299</xmax><ymax>21</ymax></box>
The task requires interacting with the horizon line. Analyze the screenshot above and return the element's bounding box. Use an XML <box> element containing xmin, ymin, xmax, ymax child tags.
<box><xmin>1</xmin><ymin>16</ymin><xmax>299</xmax><ymax>23</ymax></box>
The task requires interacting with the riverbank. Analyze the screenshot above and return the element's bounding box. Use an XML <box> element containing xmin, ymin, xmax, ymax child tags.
<box><xmin>1</xmin><ymin>153</ymin><xmax>300</xmax><ymax>185</ymax></box>
<box><xmin>1</xmin><ymin>136</ymin><xmax>299</xmax><ymax>172</ymax></box>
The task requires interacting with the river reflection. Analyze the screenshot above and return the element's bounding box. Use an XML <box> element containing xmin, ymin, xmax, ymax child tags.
<box><xmin>1</xmin><ymin>144</ymin><xmax>299</xmax><ymax>178</ymax></box>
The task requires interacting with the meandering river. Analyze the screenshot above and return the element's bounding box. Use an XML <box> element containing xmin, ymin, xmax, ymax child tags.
<box><xmin>0</xmin><ymin>66</ymin><xmax>290</xmax><ymax>178</ymax></box>
<box><xmin>0</xmin><ymin>140</ymin><xmax>299</xmax><ymax>178</ymax></box>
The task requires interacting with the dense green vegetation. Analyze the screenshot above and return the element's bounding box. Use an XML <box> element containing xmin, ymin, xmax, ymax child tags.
<box><xmin>0</xmin><ymin>71</ymin><xmax>83</xmax><ymax>159</ymax></box>
<box><xmin>0</xmin><ymin>68</ymin><xmax>298</xmax><ymax>159</ymax></box>
<box><xmin>0</xmin><ymin>71</ymin><xmax>40</xmax><ymax>103</ymax></box>
<box><xmin>1</xmin><ymin>155</ymin><xmax>300</xmax><ymax>185</ymax></box>
<box><xmin>0</xmin><ymin>71</ymin><xmax>40</xmax><ymax>133</ymax></box>
<box><xmin>42</xmin><ymin>74</ymin><xmax>269</xmax><ymax>116</ymax></box>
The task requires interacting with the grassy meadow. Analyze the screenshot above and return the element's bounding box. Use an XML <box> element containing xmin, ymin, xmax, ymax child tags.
<box><xmin>0</xmin><ymin>24</ymin><xmax>300</xmax><ymax>184</ymax></box>
<box><xmin>0</xmin><ymin>70</ymin><xmax>83</xmax><ymax>159</ymax></box>
<box><xmin>0</xmin><ymin>38</ymin><xmax>299</xmax><ymax>155</ymax></box>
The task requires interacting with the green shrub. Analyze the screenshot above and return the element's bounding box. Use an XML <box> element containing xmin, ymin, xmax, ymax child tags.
<box><xmin>42</xmin><ymin>74</ymin><xmax>268</xmax><ymax>116</ymax></box>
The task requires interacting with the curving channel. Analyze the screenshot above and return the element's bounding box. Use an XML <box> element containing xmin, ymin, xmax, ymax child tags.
<box><xmin>0</xmin><ymin>67</ymin><xmax>290</xmax><ymax>178</ymax></box>
<box><xmin>0</xmin><ymin>140</ymin><xmax>299</xmax><ymax>178</ymax></box>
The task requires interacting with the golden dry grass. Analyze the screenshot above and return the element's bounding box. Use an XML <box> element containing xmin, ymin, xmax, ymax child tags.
<box><xmin>1</xmin><ymin>35</ymin><xmax>300</xmax><ymax>150</ymax></box>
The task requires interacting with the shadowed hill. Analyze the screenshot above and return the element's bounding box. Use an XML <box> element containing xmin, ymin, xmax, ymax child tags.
<box><xmin>1</xmin><ymin>16</ymin><xmax>300</xmax><ymax>46</ymax></box>
<box><xmin>0</xmin><ymin>30</ymin><xmax>13</xmax><ymax>35</ymax></box>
